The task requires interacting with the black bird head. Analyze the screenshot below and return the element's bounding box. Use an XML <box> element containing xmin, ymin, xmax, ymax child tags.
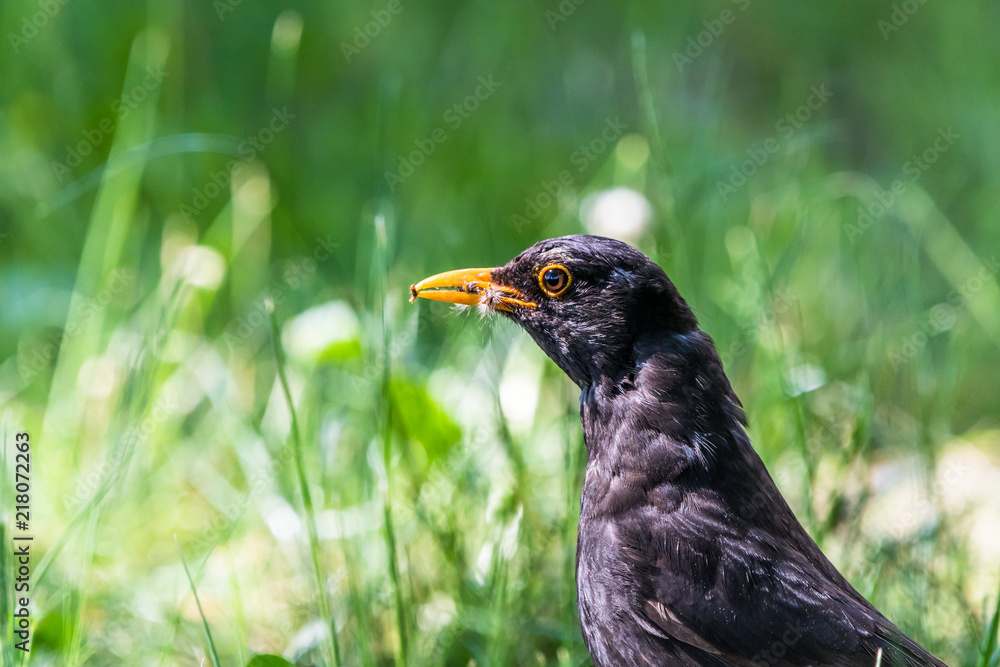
<box><xmin>410</xmin><ymin>235</ymin><xmax>697</xmax><ymax>387</ymax></box>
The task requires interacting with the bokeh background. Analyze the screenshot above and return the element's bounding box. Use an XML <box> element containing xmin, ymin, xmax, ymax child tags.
<box><xmin>2</xmin><ymin>0</ymin><xmax>1000</xmax><ymax>665</ymax></box>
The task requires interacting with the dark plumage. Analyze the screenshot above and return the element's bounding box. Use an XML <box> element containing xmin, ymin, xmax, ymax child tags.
<box><xmin>411</xmin><ymin>235</ymin><xmax>947</xmax><ymax>667</ymax></box>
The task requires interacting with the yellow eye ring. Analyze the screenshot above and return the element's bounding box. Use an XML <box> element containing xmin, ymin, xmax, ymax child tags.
<box><xmin>538</xmin><ymin>264</ymin><xmax>572</xmax><ymax>297</ymax></box>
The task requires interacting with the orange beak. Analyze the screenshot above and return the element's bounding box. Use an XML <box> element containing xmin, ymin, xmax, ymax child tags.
<box><xmin>410</xmin><ymin>267</ymin><xmax>537</xmax><ymax>312</ymax></box>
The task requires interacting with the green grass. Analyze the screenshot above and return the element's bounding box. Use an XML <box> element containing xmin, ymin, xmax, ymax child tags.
<box><xmin>269</xmin><ymin>304</ymin><xmax>341</xmax><ymax>666</ymax></box>
<box><xmin>2</xmin><ymin>0</ymin><xmax>1000</xmax><ymax>664</ymax></box>
<box><xmin>176</xmin><ymin>536</ymin><xmax>222</xmax><ymax>667</ymax></box>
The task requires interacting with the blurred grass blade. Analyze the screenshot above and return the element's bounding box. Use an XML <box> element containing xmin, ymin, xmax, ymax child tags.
<box><xmin>899</xmin><ymin>187</ymin><xmax>1000</xmax><ymax>347</ymax></box>
<box><xmin>267</xmin><ymin>303</ymin><xmax>341</xmax><ymax>667</ymax></box>
<box><xmin>40</xmin><ymin>27</ymin><xmax>170</xmax><ymax>450</ymax></box>
<box><xmin>267</xmin><ymin>10</ymin><xmax>303</xmax><ymax>102</ymax></box>
<box><xmin>33</xmin><ymin>281</ymin><xmax>186</xmax><ymax>589</ymax></box>
<box><xmin>176</xmin><ymin>536</ymin><xmax>222</xmax><ymax>667</ymax></box>
<box><xmin>371</xmin><ymin>206</ymin><xmax>409</xmax><ymax>667</ymax></box>
<box><xmin>630</xmin><ymin>31</ymin><xmax>666</xmax><ymax>175</ymax></box>
<box><xmin>44</xmin><ymin>133</ymin><xmax>243</xmax><ymax>212</ymax></box>
<box><xmin>630</xmin><ymin>30</ymin><xmax>687</xmax><ymax>285</ymax></box>
<box><xmin>978</xmin><ymin>585</ymin><xmax>1000</xmax><ymax>667</ymax></box>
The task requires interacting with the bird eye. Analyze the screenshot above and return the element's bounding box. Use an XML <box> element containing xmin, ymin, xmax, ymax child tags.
<box><xmin>539</xmin><ymin>264</ymin><xmax>572</xmax><ymax>297</ymax></box>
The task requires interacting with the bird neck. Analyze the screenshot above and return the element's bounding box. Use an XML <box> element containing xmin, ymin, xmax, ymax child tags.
<box><xmin>579</xmin><ymin>328</ymin><xmax>747</xmax><ymax>473</ymax></box>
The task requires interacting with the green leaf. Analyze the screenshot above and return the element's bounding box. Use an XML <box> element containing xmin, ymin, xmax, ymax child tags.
<box><xmin>390</xmin><ymin>378</ymin><xmax>462</xmax><ymax>466</ymax></box>
<box><xmin>977</xmin><ymin>585</ymin><xmax>1000</xmax><ymax>667</ymax></box>
<box><xmin>246</xmin><ymin>655</ymin><xmax>295</xmax><ymax>667</ymax></box>
<box><xmin>31</xmin><ymin>612</ymin><xmax>75</xmax><ymax>653</ymax></box>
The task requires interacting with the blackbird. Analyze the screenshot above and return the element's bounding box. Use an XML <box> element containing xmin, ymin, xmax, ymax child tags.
<box><xmin>410</xmin><ymin>235</ymin><xmax>946</xmax><ymax>667</ymax></box>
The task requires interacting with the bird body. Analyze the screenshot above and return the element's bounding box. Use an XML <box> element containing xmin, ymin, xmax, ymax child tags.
<box><xmin>411</xmin><ymin>235</ymin><xmax>947</xmax><ymax>667</ymax></box>
<box><xmin>575</xmin><ymin>333</ymin><xmax>936</xmax><ymax>666</ymax></box>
